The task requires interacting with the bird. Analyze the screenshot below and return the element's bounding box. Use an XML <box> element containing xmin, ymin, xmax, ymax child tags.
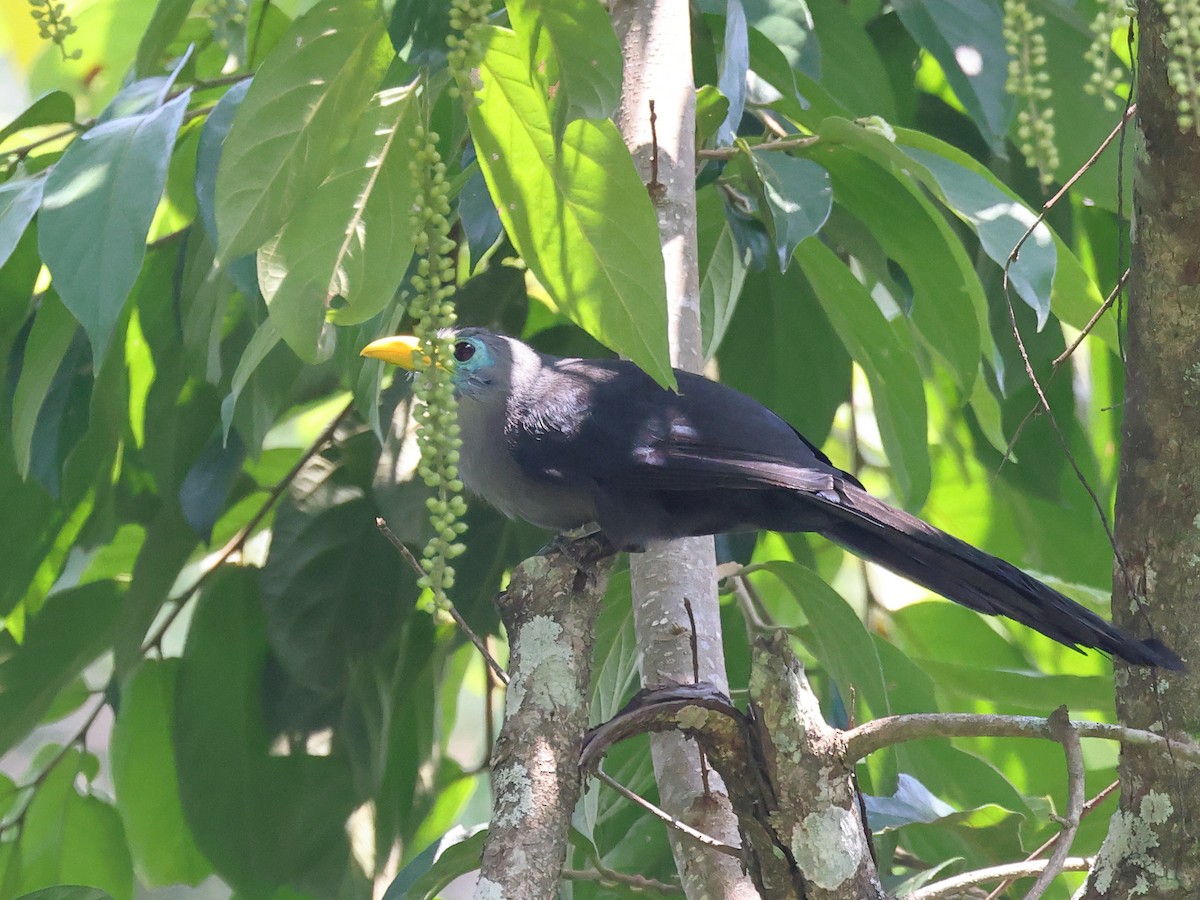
<box><xmin>361</xmin><ymin>327</ymin><xmax>1182</xmax><ymax>670</ymax></box>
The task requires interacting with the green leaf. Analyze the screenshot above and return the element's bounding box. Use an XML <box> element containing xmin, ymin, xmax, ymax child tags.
<box><xmin>134</xmin><ymin>0</ymin><xmax>197</xmax><ymax>76</ymax></box>
<box><xmin>11</xmin><ymin>293</ymin><xmax>78</xmax><ymax>480</ymax></box>
<box><xmin>39</xmin><ymin>91</ymin><xmax>190</xmax><ymax>360</ymax></box>
<box><xmin>256</xmin><ymin>83</ymin><xmax>419</xmax><ymax>359</ymax></box>
<box><xmin>0</xmin><ymin>92</ymin><xmax>75</xmax><ymax>147</ymax></box>
<box><xmin>0</xmin><ymin>176</ymin><xmax>45</xmax><ymax>271</ymax></box>
<box><xmin>918</xmin><ymin>657</ymin><xmax>1116</xmax><ymax>714</ymax></box>
<box><xmin>743</xmin><ymin>150</ymin><xmax>832</xmax><ymax>269</ymax></box>
<box><xmin>470</xmin><ymin>26</ymin><xmax>674</xmax><ymax>388</ymax></box>
<box><xmin>387</xmin><ymin>0</ymin><xmax>450</xmax><ymax>67</ymax></box>
<box><xmin>817</xmin><ymin>136</ymin><xmax>984</xmax><ymax>394</ymax></box>
<box><xmin>726</xmin><ymin>0</ymin><xmax>820</xmax><ymax>77</ymax></box>
<box><xmin>902</xmin><ymin>144</ymin><xmax>1056</xmax><ymax>328</ymax></box>
<box><xmin>506</xmin><ymin>0</ymin><xmax>623</xmax><ymax>123</ymax></box>
<box><xmin>259</xmin><ymin>472</ymin><xmax>408</xmax><ymax>691</ymax></box>
<box><xmin>0</xmin><ymin>581</ymin><xmax>120</xmax><ymax>757</ymax></box>
<box><xmin>895</xmin><ymin>128</ymin><xmax>1116</xmax><ymax>350</ymax></box>
<box><xmin>16</xmin><ymin>750</ymin><xmax>133</xmax><ymax>900</ymax></box>
<box><xmin>806</xmin><ymin>0</ymin><xmax>897</xmax><ymax>119</ymax></box>
<box><xmin>697</xmin><ymin>191</ymin><xmax>748</xmax><ymax>360</ymax></box>
<box><xmin>13</xmin><ymin>888</ymin><xmax>113</xmax><ymax>900</ymax></box>
<box><xmin>174</xmin><ymin>568</ymin><xmax>357</xmax><ymax>895</ymax></box>
<box><xmin>214</xmin><ymin>0</ymin><xmax>392</xmax><ymax>260</ymax></box>
<box><xmin>719</xmin><ymin>265</ymin><xmax>849</xmax><ymax>449</ymax></box>
<box><xmin>794</xmin><ymin>239</ymin><xmax>931</xmax><ymax>508</ymax></box>
<box><xmin>381</xmin><ymin>829</ymin><xmax>487</xmax><ymax>900</ymax></box>
<box><xmin>219</xmin><ymin>317</ymin><xmax>281</xmax><ymax>441</ymax></box>
<box><xmin>891</xmin><ymin>0</ymin><xmax>1010</xmax><ymax>148</ymax></box>
<box><xmin>750</xmin><ymin>560</ymin><xmax>891</xmax><ymax>722</ymax></box>
<box><xmin>112</xmin><ymin>503</ymin><xmax>198</xmax><ymax>680</ymax></box>
<box><xmin>111</xmin><ymin>660</ymin><xmax>212</xmax><ymax>886</ymax></box>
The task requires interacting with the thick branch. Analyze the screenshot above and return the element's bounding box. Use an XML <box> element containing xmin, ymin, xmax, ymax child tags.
<box><xmin>473</xmin><ymin>536</ymin><xmax>615</xmax><ymax>900</ymax></box>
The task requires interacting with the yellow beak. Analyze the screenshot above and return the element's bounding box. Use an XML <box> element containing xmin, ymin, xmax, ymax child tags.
<box><xmin>360</xmin><ymin>335</ymin><xmax>424</xmax><ymax>370</ymax></box>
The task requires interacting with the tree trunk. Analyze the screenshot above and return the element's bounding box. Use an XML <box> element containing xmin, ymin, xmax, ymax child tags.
<box><xmin>610</xmin><ymin>1</ymin><xmax>756</xmax><ymax>897</ymax></box>
<box><xmin>1079</xmin><ymin>3</ymin><xmax>1200</xmax><ymax>895</ymax></box>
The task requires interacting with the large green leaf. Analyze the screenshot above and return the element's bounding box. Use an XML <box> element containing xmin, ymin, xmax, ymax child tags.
<box><xmin>259</xmin><ymin>471</ymin><xmax>408</xmax><ymax>692</ymax></box>
<box><xmin>469</xmin><ymin>25</ymin><xmax>674</xmax><ymax>388</ymax></box>
<box><xmin>214</xmin><ymin>0</ymin><xmax>392</xmax><ymax>260</ymax></box>
<box><xmin>0</xmin><ymin>91</ymin><xmax>75</xmax><ymax>147</ymax></box>
<box><xmin>740</xmin><ymin>150</ymin><xmax>832</xmax><ymax>269</ymax></box>
<box><xmin>751</xmin><ymin>560</ymin><xmax>891</xmax><ymax>721</ymax></box>
<box><xmin>38</xmin><ymin>89</ymin><xmax>189</xmax><ymax>360</ymax></box>
<box><xmin>719</xmin><ymin>266</ymin><xmax>850</xmax><ymax>449</ymax></box>
<box><xmin>16</xmin><ymin>750</ymin><xmax>133</xmax><ymax>900</ymax></box>
<box><xmin>256</xmin><ymin>83</ymin><xmax>419</xmax><ymax>360</ymax></box>
<box><xmin>816</xmin><ymin>137</ymin><xmax>984</xmax><ymax>394</ymax></box>
<box><xmin>696</xmin><ymin>189</ymin><xmax>749</xmax><ymax>360</ymax></box>
<box><xmin>133</xmin><ymin>0</ymin><xmax>196</xmax><ymax>76</ymax></box>
<box><xmin>0</xmin><ymin>581</ymin><xmax>121</xmax><ymax>757</ymax></box>
<box><xmin>0</xmin><ymin>176</ymin><xmax>44</xmax><ymax>271</ymax></box>
<box><xmin>11</xmin><ymin>293</ymin><xmax>77</xmax><ymax>480</ymax></box>
<box><xmin>110</xmin><ymin>660</ymin><xmax>213</xmax><ymax>886</ymax></box>
<box><xmin>891</xmin><ymin>0</ymin><xmax>1010</xmax><ymax>149</ymax></box>
<box><xmin>795</xmin><ymin>239</ymin><xmax>931</xmax><ymax>508</ymax></box>
<box><xmin>174</xmin><ymin>568</ymin><xmax>358</xmax><ymax>895</ymax></box>
<box><xmin>506</xmin><ymin>0</ymin><xmax>623</xmax><ymax>123</ymax></box>
<box><xmin>895</xmin><ymin>128</ymin><xmax>1116</xmax><ymax>351</ymax></box>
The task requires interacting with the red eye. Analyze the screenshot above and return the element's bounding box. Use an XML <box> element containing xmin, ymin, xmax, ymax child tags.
<box><xmin>454</xmin><ymin>340</ymin><xmax>476</xmax><ymax>362</ymax></box>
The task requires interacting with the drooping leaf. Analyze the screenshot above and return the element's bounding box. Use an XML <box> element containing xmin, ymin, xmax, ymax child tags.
<box><xmin>256</xmin><ymin>82</ymin><xmax>419</xmax><ymax>359</ymax></box>
<box><xmin>863</xmin><ymin>773</ymin><xmax>957</xmax><ymax>831</ymax></box>
<box><xmin>134</xmin><ymin>0</ymin><xmax>198</xmax><ymax>76</ymax></box>
<box><xmin>219</xmin><ymin>317</ymin><xmax>281</xmax><ymax>441</ymax></box>
<box><xmin>470</xmin><ymin>26</ymin><xmax>674</xmax><ymax>387</ymax></box>
<box><xmin>0</xmin><ymin>581</ymin><xmax>121</xmax><ymax>758</ymax></box>
<box><xmin>39</xmin><ymin>90</ymin><xmax>190</xmax><ymax>360</ymax></box>
<box><xmin>506</xmin><ymin>0</ymin><xmax>624</xmax><ymax>123</ymax></box>
<box><xmin>715</xmin><ymin>0</ymin><xmax>748</xmax><ymax>145</ymax></box>
<box><xmin>16</xmin><ymin>749</ymin><xmax>133</xmax><ymax>900</ymax></box>
<box><xmin>388</xmin><ymin>0</ymin><xmax>451</xmax><ymax>66</ymax></box>
<box><xmin>214</xmin><ymin>0</ymin><xmax>392</xmax><ymax>260</ymax></box>
<box><xmin>795</xmin><ymin>239</ymin><xmax>931</xmax><ymax>508</ymax></box>
<box><xmin>0</xmin><ymin>91</ymin><xmax>75</xmax><ymax>147</ymax></box>
<box><xmin>259</xmin><ymin>461</ymin><xmax>409</xmax><ymax>691</ymax></box>
<box><xmin>891</xmin><ymin>0</ymin><xmax>1010</xmax><ymax>149</ymax></box>
<box><xmin>740</xmin><ymin>150</ymin><xmax>832</xmax><ymax>269</ymax></box>
<box><xmin>110</xmin><ymin>660</ymin><xmax>213</xmax><ymax>887</ymax></box>
<box><xmin>380</xmin><ymin>828</ymin><xmax>488</xmax><ymax>900</ymax></box>
<box><xmin>896</xmin><ymin>129</ymin><xmax>1116</xmax><ymax>349</ymax></box>
<box><xmin>707</xmin><ymin>0</ymin><xmax>820</xmax><ymax>77</ymax></box>
<box><xmin>179</xmin><ymin>429</ymin><xmax>247</xmax><ymax>541</ymax></box>
<box><xmin>697</xmin><ymin>189</ymin><xmax>749</xmax><ymax>360</ymax></box>
<box><xmin>816</xmin><ymin>138</ymin><xmax>984</xmax><ymax>394</ymax></box>
<box><xmin>0</xmin><ymin>176</ymin><xmax>44</xmax><ymax>271</ymax></box>
<box><xmin>11</xmin><ymin>293</ymin><xmax>78</xmax><ymax>480</ymax></box>
<box><xmin>174</xmin><ymin>568</ymin><xmax>357</xmax><ymax>895</ymax></box>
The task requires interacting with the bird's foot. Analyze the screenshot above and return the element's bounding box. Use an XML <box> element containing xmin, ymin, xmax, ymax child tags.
<box><xmin>546</xmin><ymin>527</ymin><xmax>619</xmax><ymax>569</ymax></box>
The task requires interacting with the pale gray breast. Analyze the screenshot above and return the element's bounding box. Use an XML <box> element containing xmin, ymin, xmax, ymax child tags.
<box><xmin>456</xmin><ymin>391</ymin><xmax>597</xmax><ymax>532</ymax></box>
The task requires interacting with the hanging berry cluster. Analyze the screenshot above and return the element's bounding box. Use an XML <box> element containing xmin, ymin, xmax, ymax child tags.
<box><xmin>405</xmin><ymin>0</ymin><xmax>491</xmax><ymax>605</ymax></box>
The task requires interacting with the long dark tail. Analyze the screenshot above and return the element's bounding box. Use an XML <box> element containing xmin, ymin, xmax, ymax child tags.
<box><xmin>817</xmin><ymin>484</ymin><xmax>1183</xmax><ymax>669</ymax></box>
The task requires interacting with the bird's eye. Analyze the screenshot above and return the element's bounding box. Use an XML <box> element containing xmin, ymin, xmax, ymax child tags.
<box><xmin>453</xmin><ymin>340</ymin><xmax>476</xmax><ymax>363</ymax></box>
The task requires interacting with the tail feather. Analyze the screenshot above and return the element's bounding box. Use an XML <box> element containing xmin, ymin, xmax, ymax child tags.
<box><xmin>818</xmin><ymin>485</ymin><xmax>1183</xmax><ymax>670</ymax></box>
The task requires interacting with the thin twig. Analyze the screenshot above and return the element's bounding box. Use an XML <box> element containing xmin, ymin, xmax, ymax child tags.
<box><xmin>843</xmin><ymin>712</ymin><xmax>1200</xmax><ymax>764</ymax></box>
<box><xmin>1021</xmin><ymin>708</ymin><xmax>1085</xmax><ymax>900</ymax></box>
<box><xmin>375</xmin><ymin>517</ymin><xmax>509</xmax><ymax>686</ymax></box>
<box><xmin>984</xmin><ymin>781</ymin><xmax>1118</xmax><ymax>900</ymax></box>
<box><xmin>698</xmin><ymin>135</ymin><xmax>820</xmax><ymax>160</ymax></box>
<box><xmin>1052</xmin><ymin>268</ymin><xmax>1130</xmax><ymax>368</ymax></box>
<box><xmin>1006</xmin><ymin>104</ymin><xmax>1136</xmax><ymax>268</ymax></box>
<box><xmin>682</xmin><ymin>597</ymin><xmax>712</xmax><ymax>796</ymax></box>
<box><xmin>564</xmin><ymin>865</ymin><xmax>680</xmax><ymax>895</ymax></box>
<box><xmin>592</xmin><ymin>770</ymin><xmax>741</xmax><ymax>858</ymax></box>
<box><xmin>906</xmin><ymin>857</ymin><xmax>1093</xmax><ymax>900</ymax></box>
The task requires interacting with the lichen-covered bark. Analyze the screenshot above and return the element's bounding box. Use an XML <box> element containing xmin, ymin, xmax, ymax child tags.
<box><xmin>1079</xmin><ymin>3</ymin><xmax>1200</xmax><ymax>896</ymax></box>
<box><xmin>474</xmin><ymin>537</ymin><xmax>614</xmax><ymax>900</ymax></box>
<box><xmin>750</xmin><ymin>635</ymin><xmax>885</xmax><ymax>900</ymax></box>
